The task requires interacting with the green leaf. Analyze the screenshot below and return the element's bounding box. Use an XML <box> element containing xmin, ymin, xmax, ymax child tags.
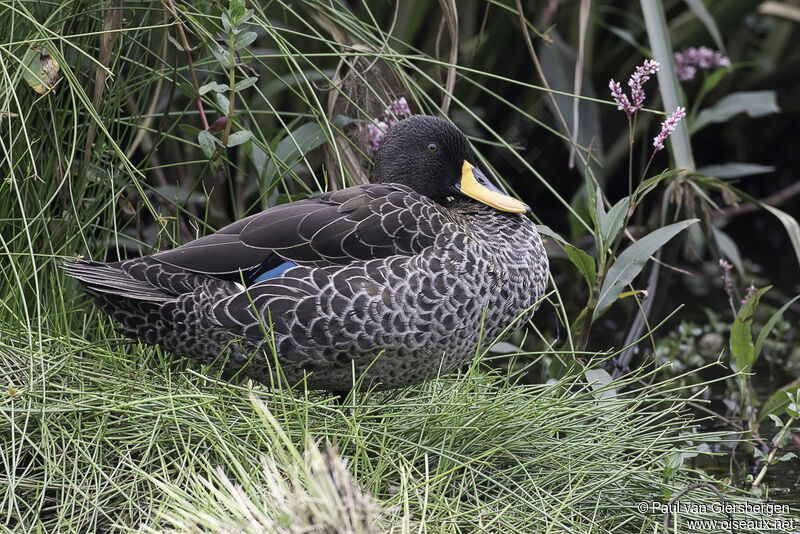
<box><xmin>197</xmin><ymin>130</ymin><xmax>218</xmax><ymax>158</ymax></box>
<box><xmin>634</xmin><ymin>169</ymin><xmax>681</xmax><ymax>202</ymax></box>
<box><xmin>167</xmin><ymin>35</ymin><xmax>185</xmax><ymax>52</ymax></box>
<box><xmin>692</xmin><ymin>91</ymin><xmax>781</xmax><ymax>133</ymax></box>
<box><xmin>712</xmin><ymin>227</ymin><xmax>744</xmax><ymax>275</ymax></box>
<box><xmin>235</xmin><ymin>76</ymin><xmax>258</xmax><ymax>91</ymax></box>
<box><xmin>682</xmin><ymin>0</ymin><xmax>725</xmax><ymax>51</ymax></box>
<box><xmin>567</xmin><ymin>188</ymin><xmax>592</xmax><ymax>241</ymax></box>
<box><xmin>228</xmin><ymin>0</ymin><xmax>246</xmax><ymax>25</ymax></box>
<box><xmin>696</xmin><ymin>163</ymin><xmax>775</xmax><ymax>179</ymax></box>
<box><xmin>239</xmin><ymin>9</ymin><xmax>254</xmax><ymax>26</ymax></box>
<box><xmin>729</xmin><ymin>318</ymin><xmax>753</xmax><ymax>374</ymax></box>
<box><xmin>565</xmin><ymin>245</ymin><xmax>597</xmax><ymax>289</ymax></box>
<box><xmin>692</xmin><ymin>68</ymin><xmax>729</xmax><ymax>114</ymax></box>
<box><xmin>216</xmin><ymin>92</ymin><xmax>231</xmax><ymax>112</ymax></box>
<box><xmin>263</xmin><ymin>123</ymin><xmax>328</xmax><ymax>186</ymax></box>
<box><xmin>221</xmin><ymin>12</ymin><xmax>232</xmax><ymax>35</ymax></box>
<box><xmin>178</xmin><ymin>82</ymin><xmax>196</xmax><ymax>99</ymax></box>
<box><xmin>226</xmin><ymin>130</ymin><xmax>252</xmax><ymax>147</ymax></box>
<box><xmin>730</xmin><ymin>286</ymin><xmax>770</xmax><ymax>373</ymax></box>
<box><xmin>535</xmin><ymin>225</ymin><xmax>596</xmax><ymax>289</ymax></box>
<box><xmin>548</xmin><ymin>355</ymin><xmax>583</xmax><ymax>380</ymax></box>
<box><xmin>640</xmin><ymin>0</ymin><xmax>695</xmax><ymax>169</ymax></box>
<box><xmin>590</xmin><ymin>185</ymin><xmax>604</xmax><ymax>251</ymax></box>
<box><xmin>585</xmin><ymin>174</ymin><xmax>597</xmax><ymax>229</ymax></box>
<box><xmin>21</xmin><ymin>47</ymin><xmax>60</xmax><ymax>94</ymax></box>
<box><xmin>599</xmin><ymin>197</ymin><xmax>628</xmax><ymax>247</ymax></box>
<box><xmin>594</xmin><ymin>188</ymin><xmax>606</xmax><ymax>223</ymax></box>
<box><xmin>593</xmin><ymin>219</ymin><xmax>698</xmax><ymax>322</ymax></box>
<box><xmin>760</xmin><ymin>203</ymin><xmax>800</xmax><ymax>271</ymax></box>
<box><xmin>606</xmin><ymin>26</ymin><xmax>648</xmax><ymax>55</ymax></box>
<box><xmin>234</xmin><ymin>31</ymin><xmax>257</xmax><ymax>51</ymax></box>
<box><xmin>534</xmin><ymin>224</ymin><xmax>569</xmax><ymax>246</ymax></box>
<box><xmin>754</xmin><ymin>294</ymin><xmax>800</xmax><ymax>362</ymax></box>
<box><xmin>199</xmin><ymin>81</ymin><xmax>230</xmax><ymax>95</ymax></box>
<box><xmin>211</xmin><ymin>44</ymin><xmax>230</xmax><ymax>67</ymax></box>
<box><xmin>767</xmin><ymin>413</ymin><xmax>784</xmax><ymax>428</ymax></box>
<box><xmin>759</xmin><ymin>379</ymin><xmax>800</xmax><ymax>422</ymax></box>
<box><xmin>585</xmin><ymin>369</ymin><xmax>615</xmax><ymax>401</ymax></box>
<box><xmin>178</xmin><ymin>123</ymin><xmax>201</xmax><ymax>137</ymax></box>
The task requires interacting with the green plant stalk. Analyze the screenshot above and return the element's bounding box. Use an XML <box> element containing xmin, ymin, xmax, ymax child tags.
<box><xmin>578</xmin><ymin>196</ymin><xmax>634</xmax><ymax>351</ymax></box>
<box><xmin>628</xmin><ymin>116</ymin><xmax>634</xmax><ymax>198</ymax></box>
<box><xmin>640</xmin><ymin>0</ymin><xmax>695</xmax><ymax>172</ymax></box>
<box><xmin>752</xmin><ymin>413</ymin><xmax>796</xmax><ymax>487</ymax></box>
<box><xmin>577</xmin><ymin>253</ymin><xmax>607</xmax><ymax>351</ymax></box>
<box><xmin>741</xmin><ymin>377</ymin><xmax>758</xmax><ymax>446</ymax></box>
<box><xmin>222</xmin><ymin>31</ymin><xmax>237</xmax><ymax>147</ymax></box>
<box><xmin>167</xmin><ymin>0</ymin><xmax>209</xmax><ymax>130</ymax></box>
<box><xmin>579</xmin><ymin>121</ymin><xmax>636</xmax><ymax>351</ymax></box>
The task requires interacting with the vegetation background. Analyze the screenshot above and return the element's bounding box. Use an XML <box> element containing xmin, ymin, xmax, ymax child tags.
<box><xmin>1</xmin><ymin>0</ymin><xmax>799</xmax><ymax>532</ymax></box>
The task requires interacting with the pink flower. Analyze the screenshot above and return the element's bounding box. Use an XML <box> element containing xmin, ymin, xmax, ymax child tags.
<box><xmin>366</xmin><ymin>98</ymin><xmax>413</xmax><ymax>154</ymax></box>
<box><xmin>385</xmin><ymin>97</ymin><xmax>411</xmax><ymax>122</ymax></box>
<box><xmin>653</xmin><ymin>106</ymin><xmax>686</xmax><ymax>151</ymax></box>
<box><xmin>608</xmin><ymin>60</ymin><xmax>659</xmax><ymax>117</ymax></box>
<box><xmin>609</xmin><ymin>80</ymin><xmax>634</xmax><ymax>117</ymax></box>
<box><xmin>741</xmin><ymin>284</ymin><xmax>757</xmax><ymax>304</ymax></box>
<box><xmin>673</xmin><ymin>47</ymin><xmax>731</xmax><ymax>81</ymax></box>
<box><xmin>366</xmin><ymin>120</ymin><xmax>389</xmax><ymax>154</ymax></box>
<box><xmin>628</xmin><ymin>60</ymin><xmax>659</xmax><ymax>112</ymax></box>
<box><xmin>675</xmin><ymin>63</ymin><xmax>697</xmax><ymax>82</ymax></box>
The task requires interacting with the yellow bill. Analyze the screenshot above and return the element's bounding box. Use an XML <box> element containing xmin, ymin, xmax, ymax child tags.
<box><xmin>457</xmin><ymin>161</ymin><xmax>530</xmax><ymax>213</ymax></box>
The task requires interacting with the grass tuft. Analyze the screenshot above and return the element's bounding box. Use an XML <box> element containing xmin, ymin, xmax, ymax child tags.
<box><xmin>1</xmin><ymin>324</ymin><xmax>783</xmax><ymax>531</ymax></box>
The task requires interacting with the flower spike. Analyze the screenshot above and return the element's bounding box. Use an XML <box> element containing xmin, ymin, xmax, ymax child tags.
<box><xmin>653</xmin><ymin>106</ymin><xmax>687</xmax><ymax>151</ymax></box>
<box><xmin>608</xmin><ymin>60</ymin><xmax>660</xmax><ymax>117</ymax></box>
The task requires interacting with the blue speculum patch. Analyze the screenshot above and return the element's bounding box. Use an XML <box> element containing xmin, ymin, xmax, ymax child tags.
<box><xmin>251</xmin><ymin>261</ymin><xmax>296</xmax><ymax>283</ymax></box>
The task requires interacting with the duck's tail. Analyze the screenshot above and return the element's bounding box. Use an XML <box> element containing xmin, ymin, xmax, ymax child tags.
<box><xmin>63</xmin><ymin>260</ymin><xmax>175</xmax><ymax>302</ymax></box>
<box><xmin>63</xmin><ymin>258</ymin><xmax>238</xmax><ymax>351</ymax></box>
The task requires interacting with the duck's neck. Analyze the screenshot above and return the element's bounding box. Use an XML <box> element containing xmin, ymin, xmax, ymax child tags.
<box><xmin>447</xmin><ymin>198</ymin><xmax>548</xmax><ymax>294</ymax></box>
<box><xmin>446</xmin><ymin>198</ymin><xmax>537</xmax><ymax>244</ymax></box>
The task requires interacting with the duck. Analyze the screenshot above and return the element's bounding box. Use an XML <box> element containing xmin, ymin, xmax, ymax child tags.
<box><xmin>66</xmin><ymin>115</ymin><xmax>549</xmax><ymax>392</ymax></box>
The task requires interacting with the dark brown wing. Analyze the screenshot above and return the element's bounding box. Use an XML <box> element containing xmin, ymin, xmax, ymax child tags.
<box><xmin>150</xmin><ymin>183</ymin><xmax>448</xmax><ymax>280</ymax></box>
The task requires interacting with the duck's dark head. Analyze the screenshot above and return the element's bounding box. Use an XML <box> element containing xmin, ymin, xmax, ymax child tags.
<box><xmin>373</xmin><ymin>115</ymin><xmax>529</xmax><ymax>213</ymax></box>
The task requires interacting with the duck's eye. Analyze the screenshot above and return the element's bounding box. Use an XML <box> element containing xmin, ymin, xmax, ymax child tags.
<box><xmin>426</xmin><ymin>143</ymin><xmax>438</xmax><ymax>153</ymax></box>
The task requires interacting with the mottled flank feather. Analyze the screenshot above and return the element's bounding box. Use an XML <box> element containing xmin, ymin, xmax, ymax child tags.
<box><xmin>65</xmin><ymin>116</ymin><xmax>549</xmax><ymax>392</ymax></box>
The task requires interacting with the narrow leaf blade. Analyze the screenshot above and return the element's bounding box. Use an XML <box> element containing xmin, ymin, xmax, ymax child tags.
<box><xmin>761</xmin><ymin>204</ymin><xmax>800</xmax><ymax>270</ymax></box>
<box><xmin>754</xmin><ymin>294</ymin><xmax>800</xmax><ymax>361</ymax></box>
<box><xmin>593</xmin><ymin>219</ymin><xmax>698</xmax><ymax>321</ymax></box>
<box><xmin>696</xmin><ymin>163</ymin><xmax>775</xmax><ymax>179</ymax></box>
<box><xmin>535</xmin><ymin>225</ymin><xmax>597</xmax><ymax>289</ymax></box>
<box><xmin>565</xmin><ymin>245</ymin><xmax>597</xmax><ymax>289</ymax></box>
<box><xmin>683</xmin><ymin>0</ymin><xmax>725</xmax><ymax>51</ymax></box>
<box><xmin>263</xmin><ymin>123</ymin><xmax>327</xmax><ymax>185</ymax></box>
<box><xmin>692</xmin><ymin>91</ymin><xmax>780</xmax><ymax>133</ymax></box>
<box><xmin>730</xmin><ymin>286</ymin><xmax>770</xmax><ymax>373</ymax></box>
<box><xmin>600</xmin><ymin>197</ymin><xmax>628</xmax><ymax>246</ymax></box>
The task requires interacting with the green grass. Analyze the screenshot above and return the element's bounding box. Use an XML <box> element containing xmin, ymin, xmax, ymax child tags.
<box><xmin>0</xmin><ymin>1</ymin><xmax>795</xmax><ymax>532</ymax></box>
<box><xmin>0</xmin><ymin>322</ymin><xmax>779</xmax><ymax>532</ymax></box>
